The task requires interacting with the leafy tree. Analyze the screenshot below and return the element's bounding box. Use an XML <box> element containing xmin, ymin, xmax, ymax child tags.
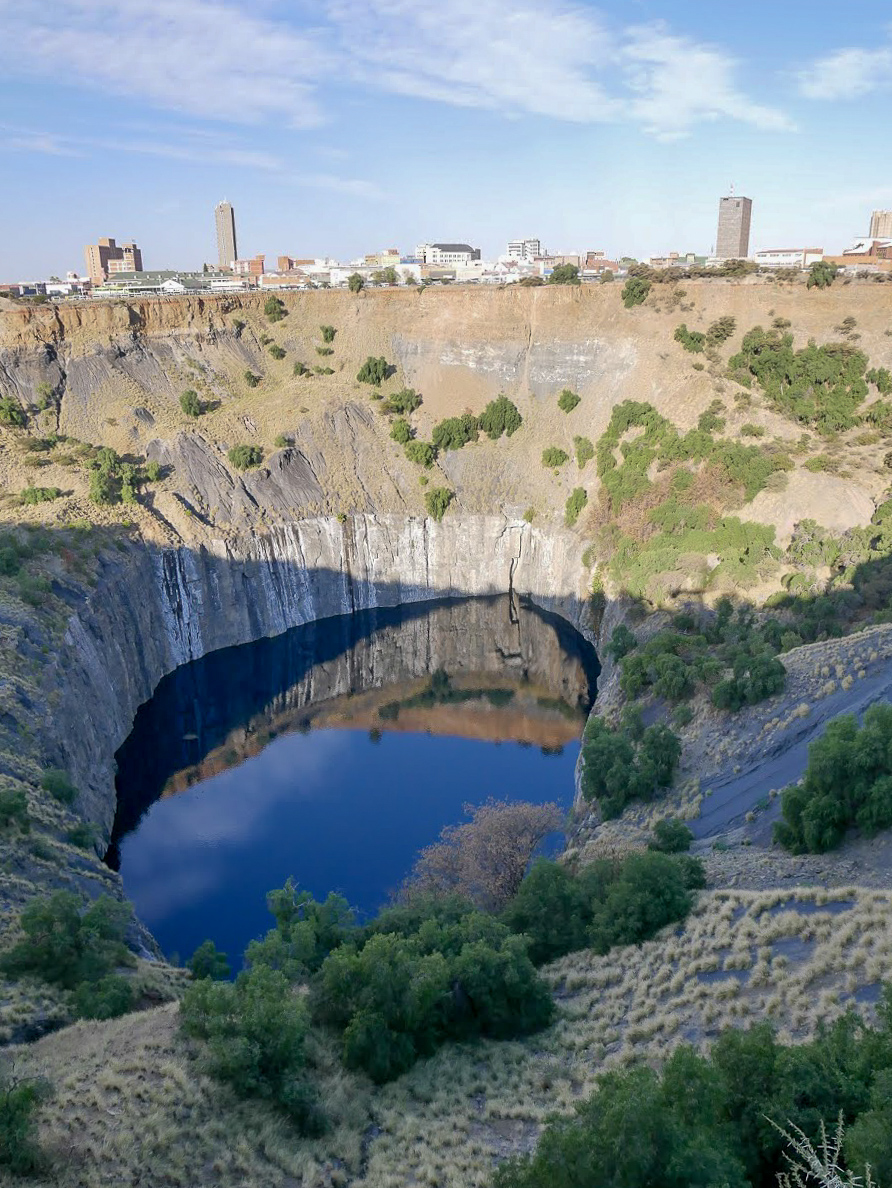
<box><xmin>477</xmin><ymin>395</ymin><xmax>522</xmax><ymax>439</ymax></box>
<box><xmin>674</xmin><ymin>324</ymin><xmax>707</xmax><ymax>353</ymax></box>
<box><xmin>264</xmin><ymin>296</ymin><xmax>286</xmax><ymax>322</ymax></box>
<box><xmin>357</xmin><ymin>356</ymin><xmax>389</xmax><ymax>386</ymax></box>
<box><xmin>501</xmin><ymin>860</ymin><xmax>592</xmax><ymax>964</ymax></box>
<box><xmin>548</xmin><ymin>264</ymin><xmax>580</xmax><ymax>285</ymax></box>
<box><xmin>404</xmin><ymin>440</ymin><xmax>436</xmax><ymax>467</ymax></box>
<box><xmin>557</xmin><ymin>389</ymin><xmax>581</xmax><ymax>413</ymax></box>
<box><xmin>807</xmin><ymin>260</ymin><xmax>838</xmax><ymax>290</ymax></box>
<box><xmin>347</xmin><ymin>273</ymin><xmax>365</xmax><ymax>293</ymax></box>
<box><xmin>403</xmin><ymin>799</ymin><xmax>563</xmax><ymax>912</ymax></box>
<box><xmin>188</xmin><ymin>939</ymin><xmax>231</xmax><ymax>981</ymax></box>
<box><xmin>542</xmin><ymin>446</ymin><xmax>569</xmax><ymax>468</ymax></box>
<box><xmin>0</xmin><ymin>1070</ymin><xmax>52</xmax><ymax>1176</ymax></box>
<box><xmin>1</xmin><ymin>892</ymin><xmax>131</xmax><ymax>990</ymax></box>
<box><xmin>600</xmin><ymin>270</ymin><xmax>614</xmax><ymax>282</ymax></box>
<box><xmin>622</xmin><ymin>277</ymin><xmax>651</xmax><ymax>308</ymax></box>
<box><xmin>372</xmin><ymin>267</ymin><xmax>400</xmax><ymax>285</ymax></box>
<box><xmin>390</xmin><ymin>418</ymin><xmax>413</xmax><ymax>444</ymax></box>
<box><xmin>424</xmin><ymin>486</ymin><xmax>455</xmax><ymax>521</ymax></box>
<box><xmin>181</xmin><ymin>965</ymin><xmax>323</xmax><ymax>1132</ymax></box>
<box><xmin>649</xmin><ymin>817</ymin><xmax>693</xmax><ymax>853</ymax></box>
<box><xmin>432</xmin><ymin>414</ymin><xmax>478</xmax><ymax>451</ymax></box>
<box><xmin>382</xmin><ymin>388</ymin><xmax>422</xmax><ymax>415</ymax></box>
<box><xmin>180</xmin><ymin>389</ymin><xmax>202</xmax><ymax>417</ymax></box>
<box><xmin>588</xmin><ymin>852</ymin><xmax>694</xmax><ymax>954</ymax></box>
<box><xmin>564</xmin><ymin>487</ymin><xmax>588</xmax><ymax>527</ymax></box>
<box><xmin>144</xmin><ymin>460</ymin><xmax>163</xmax><ymax>482</ymax></box>
<box><xmin>707</xmin><ymin>315</ymin><xmax>737</xmax><ymax>344</ymax></box>
<box><xmin>228</xmin><ymin>444</ymin><xmax>263</xmax><ymax>470</ymax></box>
<box><xmin>245</xmin><ymin>880</ymin><xmax>353</xmax><ymax>979</ymax></box>
<box><xmin>580</xmin><ymin>716</ymin><xmax>681</xmax><ymax>818</ymax></box>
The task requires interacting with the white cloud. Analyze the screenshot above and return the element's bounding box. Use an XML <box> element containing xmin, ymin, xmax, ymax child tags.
<box><xmin>0</xmin><ymin>0</ymin><xmax>330</xmax><ymax>126</ymax></box>
<box><xmin>796</xmin><ymin>41</ymin><xmax>892</xmax><ymax>100</ymax></box>
<box><xmin>622</xmin><ymin>24</ymin><xmax>796</xmax><ymax>139</ymax></box>
<box><xmin>0</xmin><ymin>0</ymin><xmax>792</xmax><ymax>139</ymax></box>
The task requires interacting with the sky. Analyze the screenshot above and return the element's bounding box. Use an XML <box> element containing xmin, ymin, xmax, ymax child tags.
<box><xmin>1</xmin><ymin>0</ymin><xmax>892</xmax><ymax>279</ymax></box>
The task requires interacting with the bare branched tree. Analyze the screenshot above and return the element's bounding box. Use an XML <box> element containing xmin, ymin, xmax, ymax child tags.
<box><xmin>402</xmin><ymin>798</ymin><xmax>564</xmax><ymax>912</ymax></box>
<box><xmin>770</xmin><ymin>1115</ymin><xmax>876</xmax><ymax>1188</ymax></box>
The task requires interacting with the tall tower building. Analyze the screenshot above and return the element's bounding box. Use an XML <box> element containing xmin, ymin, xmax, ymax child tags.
<box><xmin>716</xmin><ymin>192</ymin><xmax>753</xmax><ymax>260</ymax></box>
<box><xmin>215</xmin><ymin>201</ymin><xmax>238</xmax><ymax>270</ymax></box>
<box><xmin>870</xmin><ymin>210</ymin><xmax>892</xmax><ymax>238</ymax></box>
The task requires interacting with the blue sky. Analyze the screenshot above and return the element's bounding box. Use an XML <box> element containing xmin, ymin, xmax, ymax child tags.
<box><xmin>1</xmin><ymin>0</ymin><xmax>891</xmax><ymax>279</ymax></box>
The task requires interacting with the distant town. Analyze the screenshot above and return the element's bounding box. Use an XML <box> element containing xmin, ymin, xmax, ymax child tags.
<box><xmin>4</xmin><ymin>195</ymin><xmax>892</xmax><ymax>300</ymax></box>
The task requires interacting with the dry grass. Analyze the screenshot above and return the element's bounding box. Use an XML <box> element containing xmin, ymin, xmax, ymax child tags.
<box><xmin>9</xmin><ymin>886</ymin><xmax>892</xmax><ymax>1188</ymax></box>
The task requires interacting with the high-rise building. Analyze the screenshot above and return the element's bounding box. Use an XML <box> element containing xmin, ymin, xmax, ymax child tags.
<box><xmin>716</xmin><ymin>193</ymin><xmax>753</xmax><ymax>260</ymax></box>
<box><xmin>84</xmin><ymin>237</ymin><xmax>143</xmax><ymax>284</ymax></box>
<box><xmin>507</xmin><ymin>238</ymin><xmax>542</xmax><ymax>261</ymax></box>
<box><xmin>215</xmin><ymin>201</ymin><xmax>238</xmax><ymax>270</ymax></box>
<box><xmin>869</xmin><ymin>210</ymin><xmax>892</xmax><ymax>239</ymax></box>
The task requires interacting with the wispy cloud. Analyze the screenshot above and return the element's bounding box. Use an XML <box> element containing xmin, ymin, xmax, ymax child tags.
<box><xmin>0</xmin><ymin>0</ymin><xmax>793</xmax><ymax>139</ymax></box>
<box><xmin>796</xmin><ymin>31</ymin><xmax>892</xmax><ymax>99</ymax></box>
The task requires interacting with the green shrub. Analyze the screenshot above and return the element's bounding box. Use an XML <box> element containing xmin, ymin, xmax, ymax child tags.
<box><xmin>0</xmin><ymin>787</ymin><xmax>29</xmax><ymax>834</ymax></box>
<box><xmin>357</xmin><ymin>356</ymin><xmax>389</xmax><ymax>386</ymax></box>
<box><xmin>232</xmin><ymin>318</ymin><xmax>245</xmax><ymax>334</ymax></box>
<box><xmin>314</xmin><ymin>366</ymin><xmax>334</xmax><ymax>375</ymax></box>
<box><xmin>868</xmin><ymin>366</ymin><xmax>892</xmax><ymax>394</ymax></box>
<box><xmin>425</xmin><ymin>487</ymin><xmax>454</xmax><ymax>521</ymax></box>
<box><xmin>573</xmin><ymin>436</ymin><xmax>594</xmax><ymax>468</ymax></box>
<box><xmin>320</xmin><ymin>325</ymin><xmax>336</xmax><ymax>344</ymax></box>
<box><xmin>477</xmin><ymin>395</ymin><xmax>522</xmax><ymax>439</ymax></box>
<box><xmin>523</xmin><ymin>507</ymin><xmax>535</xmax><ymax>523</ymax></box>
<box><xmin>0</xmin><ymin>891</ymin><xmax>131</xmax><ymax>990</ymax></box>
<box><xmin>648</xmin><ymin>817</ymin><xmax>693</xmax><ymax>853</ymax></box>
<box><xmin>144</xmin><ymin>460</ymin><xmax>163</xmax><ymax>482</ymax></box>
<box><xmin>180</xmin><ymin>389</ymin><xmax>202</xmax><ymax>417</ymax></box>
<box><xmin>580</xmin><ymin>715</ymin><xmax>681</xmax><ymax>818</ymax></box>
<box><xmin>382</xmin><ymin>388</ymin><xmax>422</xmax><ymax>415</ymax></box>
<box><xmin>181</xmin><ymin>965</ymin><xmax>323</xmax><ymax>1132</ymax></box>
<box><xmin>314</xmin><ymin>346</ymin><xmax>332</xmax><ymax>357</ymax></box>
<box><xmin>404</xmin><ymin>440</ymin><xmax>436</xmax><ymax>467</ymax></box>
<box><xmin>188</xmin><ymin>939</ymin><xmax>231</xmax><ymax>981</ymax></box>
<box><xmin>228</xmin><ymin>445</ymin><xmax>263</xmax><ymax>471</ymax></box>
<box><xmin>40</xmin><ymin>768</ymin><xmax>77</xmax><ymax>805</ymax></box>
<box><xmin>564</xmin><ymin>487</ymin><xmax>588</xmax><ymax>527</ymax></box>
<box><xmin>65</xmin><ymin>821</ymin><xmax>95</xmax><ymax>850</ymax></box>
<box><xmin>269</xmin><ymin>344</ymin><xmax>286</xmax><ymax>360</ymax></box>
<box><xmin>390</xmin><ymin>418</ymin><xmax>413</xmax><ymax>444</ymax></box>
<box><xmin>246</xmin><ymin>881</ymin><xmax>353</xmax><ymax>980</ymax></box>
<box><xmin>740</xmin><ymin>422</ymin><xmax>765</xmax><ymax>437</ymax></box>
<box><xmin>557</xmin><ymin>389</ymin><xmax>581</xmax><ymax>413</ymax></box>
<box><xmin>432</xmin><ymin>414</ymin><xmax>478</xmax><ymax>451</ymax></box>
<box><xmin>0</xmin><ymin>1071</ymin><xmax>52</xmax><ymax>1176</ymax></box>
<box><xmin>73</xmin><ymin>973</ymin><xmax>134</xmax><ymax>1020</ymax></box>
<box><xmin>293</xmin><ymin>361</ymin><xmax>309</xmax><ymax>377</ymax></box>
<box><xmin>674</xmin><ymin>324</ymin><xmax>706</xmax><ymax>353</ymax></box>
<box><xmin>605</xmin><ymin>624</ymin><xmax>637</xmax><ymax>661</ymax></box>
<box><xmin>775</xmin><ymin>704</ymin><xmax>892</xmax><ymax>853</ymax></box>
<box><xmin>264</xmin><ymin>296</ymin><xmax>286</xmax><ymax>322</ymax></box>
<box><xmin>244</xmin><ymin>371</ymin><xmax>261</xmax><ymax>388</ymax></box>
<box><xmin>542</xmin><ymin>447</ymin><xmax>569</xmax><ymax>468</ymax></box>
<box><xmin>21</xmin><ymin>486</ymin><xmax>61</xmax><ymax>505</ymax></box>
<box><xmin>806</xmin><ymin>260</ymin><xmax>838</xmax><ymax>289</ymax></box>
<box><xmin>621</xmin><ymin>277</ymin><xmax>651</xmax><ymax>308</ymax></box>
<box><xmin>0</xmin><ymin>396</ymin><xmax>26</xmax><ymax>426</ymax></box>
<box><xmin>706</xmin><ymin>315</ymin><xmax>736</xmax><ymax>344</ymax></box>
<box><xmin>259</xmin><ymin>334</ymin><xmax>272</xmax><ymax>346</ymax></box>
<box><xmin>274</xmin><ymin>434</ymin><xmax>291</xmax><ymax>449</ymax></box>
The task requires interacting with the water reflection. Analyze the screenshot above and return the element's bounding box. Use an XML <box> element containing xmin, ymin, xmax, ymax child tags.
<box><xmin>110</xmin><ymin>595</ymin><xmax>598</xmax><ymax>963</ymax></box>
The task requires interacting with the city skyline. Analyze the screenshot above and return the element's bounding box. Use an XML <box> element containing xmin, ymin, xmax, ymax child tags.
<box><xmin>2</xmin><ymin>2</ymin><xmax>892</xmax><ymax>277</ymax></box>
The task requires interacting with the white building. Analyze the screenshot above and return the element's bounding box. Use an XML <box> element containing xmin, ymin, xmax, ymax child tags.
<box><xmin>506</xmin><ymin>238</ymin><xmax>542</xmax><ymax>261</ymax></box>
<box><xmin>415</xmin><ymin>242</ymin><xmax>481</xmax><ymax>266</ymax></box>
<box><xmin>753</xmin><ymin>248</ymin><xmax>824</xmax><ymax>269</ymax></box>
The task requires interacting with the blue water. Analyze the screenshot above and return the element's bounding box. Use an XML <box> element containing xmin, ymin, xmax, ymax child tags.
<box><xmin>111</xmin><ymin>596</ymin><xmax>598</xmax><ymax>967</ymax></box>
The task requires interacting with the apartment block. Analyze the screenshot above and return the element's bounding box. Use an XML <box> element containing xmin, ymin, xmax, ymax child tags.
<box><xmin>415</xmin><ymin>243</ymin><xmax>481</xmax><ymax>266</ymax></box>
<box><xmin>84</xmin><ymin>237</ymin><xmax>143</xmax><ymax>285</ymax></box>
<box><xmin>870</xmin><ymin>210</ymin><xmax>892</xmax><ymax>239</ymax></box>
<box><xmin>507</xmin><ymin>238</ymin><xmax>542</xmax><ymax>261</ymax></box>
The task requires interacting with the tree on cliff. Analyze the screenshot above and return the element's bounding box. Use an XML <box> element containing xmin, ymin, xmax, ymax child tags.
<box><xmin>401</xmin><ymin>799</ymin><xmax>564</xmax><ymax>912</ymax></box>
<box><xmin>347</xmin><ymin>273</ymin><xmax>365</xmax><ymax>293</ymax></box>
<box><xmin>807</xmin><ymin>260</ymin><xmax>839</xmax><ymax>290</ymax></box>
<box><xmin>548</xmin><ymin>264</ymin><xmax>580</xmax><ymax>285</ymax></box>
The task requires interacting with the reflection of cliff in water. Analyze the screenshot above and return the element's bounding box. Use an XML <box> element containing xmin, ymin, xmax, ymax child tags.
<box><xmin>108</xmin><ymin>596</ymin><xmax>599</xmax><ymax>867</ymax></box>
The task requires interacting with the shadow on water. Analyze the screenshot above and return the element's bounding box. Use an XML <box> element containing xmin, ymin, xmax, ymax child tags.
<box><xmin>108</xmin><ymin>594</ymin><xmax>599</xmax><ymax>867</ymax></box>
<box><xmin>106</xmin><ymin>594</ymin><xmax>598</xmax><ymax>960</ymax></box>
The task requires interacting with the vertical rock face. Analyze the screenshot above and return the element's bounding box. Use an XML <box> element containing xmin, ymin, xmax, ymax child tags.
<box><xmin>52</xmin><ymin>515</ymin><xmax>590</xmax><ymax>836</ymax></box>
